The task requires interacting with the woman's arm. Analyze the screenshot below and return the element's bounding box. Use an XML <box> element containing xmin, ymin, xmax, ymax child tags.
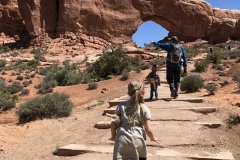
<box><xmin>144</xmin><ymin>119</ymin><xmax>161</xmax><ymax>143</ymax></box>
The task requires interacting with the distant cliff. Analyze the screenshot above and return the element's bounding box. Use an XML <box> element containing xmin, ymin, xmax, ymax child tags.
<box><xmin>0</xmin><ymin>0</ymin><xmax>240</xmax><ymax>47</ymax></box>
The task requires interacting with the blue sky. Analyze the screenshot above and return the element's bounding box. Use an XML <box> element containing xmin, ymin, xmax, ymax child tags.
<box><xmin>132</xmin><ymin>0</ymin><xmax>240</xmax><ymax>47</ymax></box>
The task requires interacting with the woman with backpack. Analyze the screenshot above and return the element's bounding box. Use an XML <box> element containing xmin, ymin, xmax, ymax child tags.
<box><xmin>152</xmin><ymin>36</ymin><xmax>187</xmax><ymax>99</ymax></box>
<box><xmin>109</xmin><ymin>80</ymin><xmax>160</xmax><ymax>160</ymax></box>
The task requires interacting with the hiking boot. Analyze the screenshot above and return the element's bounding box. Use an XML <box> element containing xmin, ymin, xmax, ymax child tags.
<box><xmin>171</xmin><ymin>88</ymin><xmax>176</xmax><ymax>98</ymax></box>
<box><xmin>173</xmin><ymin>94</ymin><xmax>178</xmax><ymax>99</ymax></box>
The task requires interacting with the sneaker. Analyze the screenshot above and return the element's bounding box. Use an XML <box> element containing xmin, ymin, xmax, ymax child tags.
<box><xmin>149</xmin><ymin>97</ymin><xmax>153</xmax><ymax>100</ymax></box>
<box><xmin>171</xmin><ymin>88</ymin><xmax>176</xmax><ymax>98</ymax></box>
<box><xmin>155</xmin><ymin>97</ymin><xmax>158</xmax><ymax>100</ymax></box>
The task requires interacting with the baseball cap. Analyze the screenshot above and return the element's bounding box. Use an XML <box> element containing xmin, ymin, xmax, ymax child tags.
<box><xmin>168</xmin><ymin>36</ymin><xmax>178</xmax><ymax>42</ymax></box>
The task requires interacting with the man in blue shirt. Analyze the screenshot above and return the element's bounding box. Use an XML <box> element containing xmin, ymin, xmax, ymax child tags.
<box><xmin>152</xmin><ymin>36</ymin><xmax>187</xmax><ymax>98</ymax></box>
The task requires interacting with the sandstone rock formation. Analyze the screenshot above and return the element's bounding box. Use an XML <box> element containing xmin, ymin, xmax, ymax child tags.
<box><xmin>0</xmin><ymin>0</ymin><xmax>240</xmax><ymax>47</ymax></box>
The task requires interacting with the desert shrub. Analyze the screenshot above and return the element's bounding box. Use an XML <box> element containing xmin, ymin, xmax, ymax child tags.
<box><xmin>226</xmin><ymin>112</ymin><xmax>240</xmax><ymax>128</ymax></box>
<box><xmin>184</xmin><ymin>43</ymin><xmax>209</xmax><ymax>59</ymax></box>
<box><xmin>38</xmin><ymin>67</ymin><xmax>48</xmax><ymax>75</ymax></box>
<box><xmin>147</xmin><ymin>58</ymin><xmax>166</xmax><ymax>67</ymax></box>
<box><xmin>16</xmin><ymin>92</ymin><xmax>73</xmax><ymax>123</ymax></box>
<box><xmin>0</xmin><ymin>97</ymin><xmax>16</xmax><ymax>111</ymax></box>
<box><xmin>219</xmin><ymin>72</ymin><xmax>225</xmax><ymax>76</ymax></box>
<box><xmin>0</xmin><ymin>78</ymin><xmax>6</xmax><ymax>91</ymax></box>
<box><xmin>30</xmin><ymin>73</ymin><xmax>35</xmax><ymax>78</ymax></box>
<box><xmin>19</xmin><ymin>47</ymin><xmax>26</xmax><ymax>53</ymax></box>
<box><xmin>0</xmin><ymin>59</ymin><xmax>6</xmax><ymax>67</ymax></box>
<box><xmin>0</xmin><ymin>90</ymin><xmax>17</xmax><ymax>111</ymax></box>
<box><xmin>6</xmin><ymin>82</ymin><xmax>23</xmax><ymax>94</ymax></box>
<box><xmin>37</xmin><ymin>80</ymin><xmax>57</xmax><ymax>94</ymax></box>
<box><xmin>180</xmin><ymin>75</ymin><xmax>204</xmax><ymax>92</ymax></box>
<box><xmin>130</xmin><ymin>55</ymin><xmax>142</xmax><ymax>67</ymax></box>
<box><xmin>82</xmin><ymin>74</ymin><xmax>91</xmax><ymax>84</ymax></box>
<box><xmin>222</xmin><ymin>49</ymin><xmax>240</xmax><ymax>59</ymax></box>
<box><xmin>34</xmin><ymin>53</ymin><xmax>46</xmax><ymax>62</ymax></box>
<box><xmin>25</xmin><ymin>74</ymin><xmax>30</xmax><ymax>79</ymax></box>
<box><xmin>20</xmin><ymin>89</ymin><xmax>30</xmax><ymax>95</ymax></box>
<box><xmin>88</xmin><ymin>82</ymin><xmax>98</xmax><ymax>90</ymax></box>
<box><xmin>86</xmin><ymin>44</ymin><xmax>131</xmax><ymax>79</ymax></box>
<box><xmin>139</xmin><ymin>64</ymin><xmax>150</xmax><ymax>70</ymax></box>
<box><xmin>30</xmin><ymin>48</ymin><xmax>47</xmax><ymax>62</ymax></box>
<box><xmin>54</xmin><ymin>62</ymin><xmax>84</xmax><ymax>86</ymax></box>
<box><xmin>0</xmin><ymin>45</ymin><xmax>10</xmax><ymax>53</ymax></box>
<box><xmin>15</xmin><ymin>60</ymin><xmax>28</xmax><ymax>70</ymax></box>
<box><xmin>22</xmin><ymin>80</ymin><xmax>30</xmax><ymax>87</ymax></box>
<box><xmin>194</xmin><ymin>60</ymin><xmax>209</xmax><ymax>72</ymax></box>
<box><xmin>204</xmin><ymin>83</ymin><xmax>218</xmax><ymax>95</ymax></box>
<box><xmin>2</xmin><ymin>71</ymin><xmax>7</xmax><ymax>75</ymax></box>
<box><xmin>11</xmin><ymin>52</ymin><xmax>18</xmax><ymax>57</ymax></box>
<box><xmin>16</xmin><ymin>75</ymin><xmax>24</xmax><ymax>81</ymax></box>
<box><xmin>27</xmin><ymin>59</ymin><xmax>40</xmax><ymax>67</ymax></box>
<box><xmin>233</xmin><ymin>73</ymin><xmax>240</xmax><ymax>83</ymax></box>
<box><xmin>206</xmin><ymin>51</ymin><xmax>223</xmax><ymax>64</ymax></box>
<box><xmin>212</xmin><ymin>64</ymin><xmax>224</xmax><ymax>71</ymax></box>
<box><xmin>30</xmin><ymin>48</ymin><xmax>47</xmax><ymax>55</ymax></box>
<box><xmin>121</xmin><ymin>69</ymin><xmax>129</xmax><ymax>80</ymax></box>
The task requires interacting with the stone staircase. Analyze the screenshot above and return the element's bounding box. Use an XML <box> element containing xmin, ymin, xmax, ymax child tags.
<box><xmin>56</xmin><ymin>67</ymin><xmax>235</xmax><ymax>160</ymax></box>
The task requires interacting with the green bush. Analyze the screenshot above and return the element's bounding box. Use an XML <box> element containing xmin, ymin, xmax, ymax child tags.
<box><xmin>37</xmin><ymin>81</ymin><xmax>57</xmax><ymax>94</ymax></box>
<box><xmin>0</xmin><ymin>91</ymin><xmax>16</xmax><ymax>111</ymax></box>
<box><xmin>0</xmin><ymin>97</ymin><xmax>16</xmax><ymax>111</ymax></box>
<box><xmin>88</xmin><ymin>82</ymin><xmax>98</xmax><ymax>90</ymax></box>
<box><xmin>121</xmin><ymin>69</ymin><xmax>129</xmax><ymax>80</ymax></box>
<box><xmin>206</xmin><ymin>51</ymin><xmax>223</xmax><ymax>64</ymax></box>
<box><xmin>180</xmin><ymin>75</ymin><xmax>204</xmax><ymax>92</ymax></box>
<box><xmin>0</xmin><ymin>45</ymin><xmax>10</xmax><ymax>53</ymax></box>
<box><xmin>27</xmin><ymin>59</ymin><xmax>40</xmax><ymax>67</ymax></box>
<box><xmin>20</xmin><ymin>89</ymin><xmax>30</xmax><ymax>95</ymax></box>
<box><xmin>6</xmin><ymin>82</ymin><xmax>23</xmax><ymax>94</ymax></box>
<box><xmin>233</xmin><ymin>73</ymin><xmax>240</xmax><ymax>83</ymax></box>
<box><xmin>204</xmin><ymin>83</ymin><xmax>218</xmax><ymax>95</ymax></box>
<box><xmin>16</xmin><ymin>75</ymin><xmax>24</xmax><ymax>81</ymax></box>
<box><xmin>226</xmin><ymin>112</ymin><xmax>240</xmax><ymax>128</ymax></box>
<box><xmin>212</xmin><ymin>64</ymin><xmax>224</xmax><ymax>71</ymax></box>
<box><xmin>23</xmin><ymin>80</ymin><xmax>30</xmax><ymax>87</ymax></box>
<box><xmin>86</xmin><ymin>44</ymin><xmax>131</xmax><ymax>79</ymax></box>
<box><xmin>184</xmin><ymin>43</ymin><xmax>209</xmax><ymax>59</ymax></box>
<box><xmin>0</xmin><ymin>59</ymin><xmax>6</xmax><ymax>67</ymax></box>
<box><xmin>194</xmin><ymin>60</ymin><xmax>209</xmax><ymax>72</ymax></box>
<box><xmin>0</xmin><ymin>78</ymin><xmax>6</xmax><ymax>90</ymax></box>
<box><xmin>55</xmin><ymin>67</ymin><xmax>83</xmax><ymax>86</ymax></box>
<box><xmin>16</xmin><ymin>92</ymin><xmax>73</xmax><ymax>123</ymax></box>
<box><xmin>30</xmin><ymin>48</ymin><xmax>47</xmax><ymax>62</ymax></box>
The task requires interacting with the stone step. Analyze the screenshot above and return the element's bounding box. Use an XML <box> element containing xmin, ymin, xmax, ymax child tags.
<box><xmin>108</xmin><ymin>99</ymin><xmax>125</xmax><ymax>107</ymax></box>
<box><xmin>178</xmin><ymin>107</ymin><xmax>217</xmax><ymax>114</ymax></box>
<box><xmin>103</xmin><ymin>107</ymin><xmax>117</xmax><ymax>115</ymax></box>
<box><xmin>156</xmin><ymin>149</ymin><xmax>235</xmax><ymax>160</ymax></box>
<box><xmin>160</xmin><ymin>97</ymin><xmax>203</xmax><ymax>103</ymax></box>
<box><xmin>94</xmin><ymin>121</ymin><xmax>111</xmax><ymax>129</ymax></box>
<box><xmin>56</xmin><ymin>144</ymin><xmax>112</xmax><ymax>156</ymax></box>
<box><xmin>57</xmin><ymin>144</ymin><xmax>235</xmax><ymax>160</ymax></box>
<box><xmin>109</xmin><ymin>97</ymin><xmax>203</xmax><ymax>106</ymax></box>
<box><xmin>195</xmin><ymin>122</ymin><xmax>222</xmax><ymax>128</ymax></box>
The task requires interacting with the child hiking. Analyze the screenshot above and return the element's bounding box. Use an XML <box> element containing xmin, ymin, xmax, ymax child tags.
<box><xmin>146</xmin><ymin>64</ymin><xmax>160</xmax><ymax>100</ymax></box>
<box><xmin>109</xmin><ymin>80</ymin><xmax>160</xmax><ymax>160</ymax></box>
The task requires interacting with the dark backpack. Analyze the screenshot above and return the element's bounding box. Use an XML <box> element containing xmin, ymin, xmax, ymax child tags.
<box><xmin>169</xmin><ymin>43</ymin><xmax>182</xmax><ymax>63</ymax></box>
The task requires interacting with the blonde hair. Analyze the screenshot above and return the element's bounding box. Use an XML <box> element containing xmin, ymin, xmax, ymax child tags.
<box><xmin>125</xmin><ymin>80</ymin><xmax>144</xmax><ymax>126</ymax></box>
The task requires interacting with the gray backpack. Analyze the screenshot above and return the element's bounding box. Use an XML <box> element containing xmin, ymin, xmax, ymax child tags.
<box><xmin>169</xmin><ymin>43</ymin><xmax>182</xmax><ymax>63</ymax></box>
